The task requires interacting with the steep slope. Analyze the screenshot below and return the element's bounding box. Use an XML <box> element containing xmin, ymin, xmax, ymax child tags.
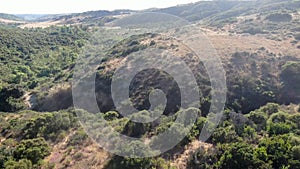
<box><xmin>0</xmin><ymin>1</ymin><xmax>300</xmax><ymax>169</ymax></box>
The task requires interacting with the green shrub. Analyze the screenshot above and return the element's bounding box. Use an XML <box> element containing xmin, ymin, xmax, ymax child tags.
<box><xmin>211</xmin><ymin>125</ymin><xmax>239</xmax><ymax>144</ymax></box>
<box><xmin>247</xmin><ymin>111</ymin><xmax>268</xmax><ymax>131</ymax></box>
<box><xmin>280</xmin><ymin>61</ymin><xmax>300</xmax><ymax>103</ymax></box>
<box><xmin>242</xmin><ymin>27</ymin><xmax>265</xmax><ymax>35</ymax></box>
<box><xmin>217</xmin><ymin>142</ymin><xmax>259</xmax><ymax>169</ymax></box>
<box><xmin>103</xmin><ymin>111</ymin><xmax>119</xmax><ymax>121</ymax></box>
<box><xmin>292</xmin><ymin>146</ymin><xmax>300</xmax><ymax>160</ymax></box>
<box><xmin>265</xmin><ymin>13</ymin><xmax>292</xmax><ymax>22</ymax></box>
<box><xmin>260</xmin><ymin>103</ymin><xmax>279</xmax><ymax>115</ymax></box>
<box><xmin>268</xmin><ymin>122</ymin><xmax>291</xmax><ymax>135</ymax></box>
<box><xmin>0</xmin><ymin>85</ymin><xmax>26</xmax><ymax>112</ymax></box>
<box><xmin>105</xmin><ymin>156</ymin><xmax>169</xmax><ymax>169</ymax></box>
<box><xmin>13</xmin><ymin>138</ymin><xmax>50</xmax><ymax>164</ymax></box>
<box><xmin>67</xmin><ymin>130</ymin><xmax>88</xmax><ymax>146</ymax></box>
<box><xmin>4</xmin><ymin>159</ymin><xmax>32</xmax><ymax>169</ymax></box>
<box><xmin>188</xmin><ymin>117</ymin><xmax>207</xmax><ymax>140</ymax></box>
<box><xmin>258</xmin><ymin>135</ymin><xmax>292</xmax><ymax>168</ymax></box>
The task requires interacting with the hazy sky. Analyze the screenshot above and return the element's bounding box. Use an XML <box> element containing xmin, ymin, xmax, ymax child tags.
<box><xmin>0</xmin><ymin>0</ymin><xmax>201</xmax><ymax>14</ymax></box>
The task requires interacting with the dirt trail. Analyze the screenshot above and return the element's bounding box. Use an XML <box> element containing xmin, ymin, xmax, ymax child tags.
<box><xmin>23</xmin><ymin>92</ymin><xmax>32</xmax><ymax>109</ymax></box>
<box><xmin>170</xmin><ymin>140</ymin><xmax>212</xmax><ymax>169</ymax></box>
<box><xmin>23</xmin><ymin>92</ymin><xmax>36</xmax><ymax>109</ymax></box>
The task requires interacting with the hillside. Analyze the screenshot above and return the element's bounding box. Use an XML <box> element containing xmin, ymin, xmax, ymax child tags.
<box><xmin>0</xmin><ymin>13</ymin><xmax>22</xmax><ymax>21</ymax></box>
<box><xmin>0</xmin><ymin>0</ymin><xmax>300</xmax><ymax>169</ymax></box>
<box><xmin>17</xmin><ymin>10</ymin><xmax>134</xmax><ymax>28</ymax></box>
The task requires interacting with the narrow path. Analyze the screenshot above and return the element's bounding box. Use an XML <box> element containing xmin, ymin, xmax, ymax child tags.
<box><xmin>23</xmin><ymin>92</ymin><xmax>36</xmax><ymax>109</ymax></box>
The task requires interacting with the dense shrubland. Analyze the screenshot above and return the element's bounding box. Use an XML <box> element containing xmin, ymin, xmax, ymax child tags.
<box><xmin>0</xmin><ymin>25</ymin><xmax>88</xmax><ymax>112</ymax></box>
<box><xmin>188</xmin><ymin>103</ymin><xmax>300</xmax><ymax>169</ymax></box>
<box><xmin>0</xmin><ymin>1</ymin><xmax>300</xmax><ymax>167</ymax></box>
<box><xmin>0</xmin><ymin>110</ymin><xmax>78</xmax><ymax>168</ymax></box>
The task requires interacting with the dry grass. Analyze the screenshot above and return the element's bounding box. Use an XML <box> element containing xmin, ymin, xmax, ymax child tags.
<box><xmin>0</xmin><ymin>18</ymin><xmax>25</xmax><ymax>24</ymax></box>
<box><xmin>19</xmin><ymin>20</ymin><xmax>62</xmax><ymax>28</ymax></box>
<box><xmin>201</xmin><ymin>26</ymin><xmax>300</xmax><ymax>58</ymax></box>
<box><xmin>170</xmin><ymin>140</ymin><xmax>213</xmax><ymax>169</ymax></box>
<box><xmin>44</xmin><ymin>129</ymin><xmax>110</xmax><ymax>169</ymax></box>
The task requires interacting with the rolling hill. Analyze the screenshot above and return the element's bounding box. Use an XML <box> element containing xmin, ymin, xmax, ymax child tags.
<box><xmin>0</xmin><ymin>1</ymin><xmax>300</xmax><ymax>169</ymax></box>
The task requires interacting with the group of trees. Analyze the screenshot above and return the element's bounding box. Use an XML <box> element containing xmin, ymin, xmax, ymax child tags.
<box><xmin>0</xmin><ymin>110</ymin><xmax>78</xmax><ymax>168</ymax></box>
<box><xmin>280</xmin><ymin>61</ymin><xmax>300</xmax><ymax>103</ymax></box>
<box><xmin>225</xmin><ymin>51</ymin><xmax>300</xmax><ymax>114</ymax></box>
<box><xmin>0</xmin><ymin>137</ymin><xmax>50</xmax><ymax>169</ymax></box>
<box><xmin>0</xmin><ymin>25</ymin><xmax>88</xmax><ymax>112</ymax></box>
<box><xmin>188</xmin><ymin>103</ymin><xmax>300</xmax><ymax>169</ymax></box>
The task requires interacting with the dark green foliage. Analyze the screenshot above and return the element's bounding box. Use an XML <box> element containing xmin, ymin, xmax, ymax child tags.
<box><xmin>247</xmin><ymin>111</ymin><xmax>268</xmax><ymax>131</ymax></box>
<box><xmin>21</xmin><ymin>110</ymin><xmax>77</xmax><ymax>141</ymax></box>
<box><xmin>14</xmin><ymin>138</ymin><xmax>50</xmax><ymax>164</ymax></box>
<box><xmin>258</xmin><ymin>135</ymin><xmax>292</xmax><ymax>169</ymax></box>
<box><xmin>211</xmin><ymin>125</ymin><xmax>239</xmax><ymax>144</ymax></box>
<box><xmin>0</xmin><ymin>26</ymin><xmax>88</xmax><ymax>110</ymax></box>
<box><xmin>268</xmin><ymin>122</ymin><xmax>291</xmax><ymax>135</ymax></box>
<box><xmin>67</xmin><ymin>130</ymin><xmax>88</xmax><ymax>146</ymax></box>
<box><xmin>226</xmin><ymin>52</ymin><xmax>278</xmax><ymax>113</ymax></box>
<box><xmin>103</xmin><ymin>111</ymin><xmax>119</xmax><ymax>121</ymax></box>
<box><xmin>289</xmin><ymin>113</ymin><xmax>300</xmax><ymax>129</ymax></box>
<box><xmin>189</xmin><ymin>103</ymin><xmax>300</xmax><ymax>169</ymax></box>
<box><xmin>188</xmin><ymin>117</ymin><xmax>207</xmax><ymax>140</ymax></box>
<box><xmin>281</xmin><ymin>61</ymin><xmax>300</xmax><ymax>87</ymax></box>
<box><xmin>292</xmin><ymin>146</ymin><xmax>300</xmax><ymax>160</ymax></box>
<box><xmin>0</xmin><ymin>25</ymin><xmax>88</xmax><ymax>112</ymax></box>
<box><xmin>2</xmin><ymin>111</ymin><xmax>76</xmax><ymax>139</ymax></box>
<box><xmin>105</xmin><ymin>156</ymin><xmax>168</xmax><ymax>169</ymax></box>
<box><xmin>280</xmin><ymin>61</ymin><xmax>300</xmax><ymax>103</ymax></box>
<box><xmin>0</xmin><ymin>85</ymin><xmax>26</xmax><ymax>112</ymax></box>
<box><xmin>267</xmin><ymin>112</ymin><xmax>290</xmax><ymax>135</ymax></box>
<box><xmin>121</xmin><ymin>111</ymin><xmax>152</xmax><ymax>138</ymax></box>
<box><xmin>242</xmin><ymin>27</ymin><xmax>266</xmax><ymax>35</ymax></box>
<box><xmin>265</xmin><ymin>13</ymin><xmax>292</xmax><ymax>22</ymax></box>
<box><xmin>217</xmin><ymin>142</ymin><xmax>259</xmax><ymax>169</ymax></box>
<box><xmin>260</xmin><ymin>103</ymin><xmax>280</xmax><ymax>115</ymax></box>
<box><xmin>4</xmin><ymin>159</ymin><xmax>32</xmax><ymax>169</ymax></box>
<box><xmin>122</xmin><ymin>121</ymin><xmax>150</xmax><ymax>138</ymax></box>
<box><xmin>0</xmin><ymin>110</ymin><xmax>77</xmax><ymax>168</ymax></box>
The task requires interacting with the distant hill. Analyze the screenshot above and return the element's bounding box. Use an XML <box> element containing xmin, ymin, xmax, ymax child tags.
<box><xmin>0</xmin><ymin>13</ymin><xmax>23</xmax><ymax>21</ymax></box>
<box><xmin>1</xmin><ymin>0</ymin><xmax>300</xmax><ymax>28</ymax></box>
<box><xmin>15</xmin><ymin>14</ymin><xmax>47</xmax><ymax>21</ymax></box>
<box><xmin>33</xmin><ymin>10</ymin><xmax>134</xmax><ymax>25</ymax></box>
<box><xmin>151</xmin><ymin>0</ymin><xmax>300</xmax><ymax>23</ymax></box>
